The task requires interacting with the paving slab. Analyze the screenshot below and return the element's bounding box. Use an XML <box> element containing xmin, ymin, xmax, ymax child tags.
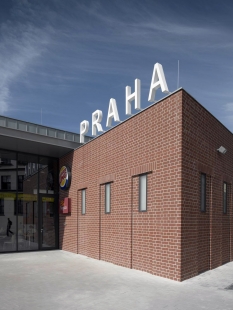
<box><xmin>0</xmin><ymin>250</ymin><xmax>232</xmax><ymax>310</ymax></box>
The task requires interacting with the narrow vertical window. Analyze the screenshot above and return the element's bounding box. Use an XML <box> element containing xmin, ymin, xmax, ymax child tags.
<box><xmin>223</xmin><ymin>182</ymin><xmax>227</xmax><ymax>214</ymax></box>
<box><xmin>139</xmin><ymin>174</ymin><xmax>147</xmax><ymax>211</ymax></box>
<box><xmin>200</xmin><ymin>173</ymin><xmax>206</xmax><ymax>212</ymax></box>
<box><xmin>105</xmin><ymin>183</ymin><xmax>111</xmax><ymax>213</ymax></box>
<box><xmin>81</xmin><ymin>189</ymin><xmax>86</xmax><ymax>215</ymax></box>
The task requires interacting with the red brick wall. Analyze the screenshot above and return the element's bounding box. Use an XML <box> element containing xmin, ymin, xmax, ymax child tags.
<box><xmin>181</xmin><ymin>91</ymin><xmax>233</xmax><ymax>280</ymax></box>
<box><xmin>59</xmin><ymin>89</ymin><xmax>233</xmax><ymax>281</ymax></box>
<box><xmin>59</xmin><ymin>90</ymin><xmax>183</xmax><ymax>281</ymax></box>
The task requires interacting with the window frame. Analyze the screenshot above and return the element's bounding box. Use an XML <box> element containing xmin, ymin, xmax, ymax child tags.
<box><xmin>0</xmin><ymin>158</ymin><xmax>12</xmax><ymax>166</ymax></box>
<box><xmin>105</xmin><ymin>183</ymin><xmax>111</xmax><ymax>214</ymax></box>
<box><xmin>223</xmin><ymin>182</ymin><xmax>227</xmax><ymax>214</ymax></box>
<box><xmin>17</xmin><ymin>175</ymin><xmax>24</xmax><ymax>191</ymax></box>
<box><xmin>14</xmin><ymin>199</ymin><xmax>23</xmax><ymax>216</ymax></box>
<box><xmin>200</xmin><ymin>173</ymin><xmax>206</xmax><ymax>212</ymax></box>
<box><xmin>81</xmin><ymin>189</ymin><xmax>86</xmax><ymax>215</ymax></box>
<box><xmin>1</xmin><ymin>175</ymin><xmax>11</xmax><ymax>190</ymax></box>
<box><xmin>139</xmin><ymin>174</ymin><xmax>147</xmax><ymax>212</ymax></box>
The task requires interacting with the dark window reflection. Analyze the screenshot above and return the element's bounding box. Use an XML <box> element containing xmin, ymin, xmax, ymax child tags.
<box><xmin>1</xmin><ymin>176</ymin><xmax>11</xmax><ymax>190</ymax></box>
<box><xmin>0</xmin><ymin>150</ymin><xmax>57</xmax><ymax>253</ymax></box>
<box><xmin>0</xmin><ymin>150</ymin><xmax>16</xmax><ymax>252</ymax></box>
<box><xmin>0</xmin><ymin>158</ymin><xmax>12</xmax><ymax>166</ymax></box>
<box><xmin>18</xmin><ymin>175</ymin><xmax>24</xmax><ymax>191</ymax></box>
<box><xmin>0</xmin><ymin>199</ymin><xmax>4</xmax><ymax>215</ymax></box>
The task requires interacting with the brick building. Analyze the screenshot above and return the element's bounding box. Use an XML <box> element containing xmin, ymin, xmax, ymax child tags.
<box><xmin>0</xmin><ymin>88</ymin><xmax>232</xmax><ymax>282</ymax></box>
<box><xmin>59</xmin><ymin>88</ymin><xmax>233</xmax><ymax>281</ymax></box>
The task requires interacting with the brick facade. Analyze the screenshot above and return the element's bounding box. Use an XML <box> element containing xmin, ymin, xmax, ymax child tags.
<box><xmin>181</xmin><ymin>91</ymin><xmax>233</xmax><ymax>280</ymax></box>
<box><xmin>59</xmin><ymin>89</ymin><xmax>233</xmax><ymax>281</ymax></box>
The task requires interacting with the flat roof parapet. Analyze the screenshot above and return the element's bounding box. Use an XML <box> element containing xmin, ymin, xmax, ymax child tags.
<box><xmin>0</xmin><ymin>115</ymin><xmax>91</xmax><ymax>143</ymax></box>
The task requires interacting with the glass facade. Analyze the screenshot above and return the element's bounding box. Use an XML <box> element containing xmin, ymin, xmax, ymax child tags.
<box><xmin>0</xmin><ymin>149</ymin><xmax>58</xmax><ymax>253</ymax></box>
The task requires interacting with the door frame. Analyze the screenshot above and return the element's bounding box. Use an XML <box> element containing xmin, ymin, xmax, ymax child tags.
<box><xmin>38</xmin><ymin>193</ymin><xmax>59</xmax><ymax>250</ymax></box>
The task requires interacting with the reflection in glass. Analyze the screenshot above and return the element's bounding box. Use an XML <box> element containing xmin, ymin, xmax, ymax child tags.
<box><xmin>17</xmin><ymin>197</ymin><xmax>39</xmax><ymax>251</ymax></box>
<box><xmin>39</xmin><ymin>157</ymin><xmax>58</xmax><ymax>194</ymax></box>
<box><xmin>17</xmin><ymin>153</ymin><xmax>39</xmax><ymax>251</ymax></box>
<box><xmin>42</xmin><ymin>197</ymin><xmax>55</xmax><ymax>248</ymax></box>
<box><xmin>0</xmin><ymin>150</ymin><xmax>57</xmax><ymax>252</ymax></box>
<box><xmin>0</xmin><ymin>150</ymin><xmax>17</xmax><ymax>252</ymax></box>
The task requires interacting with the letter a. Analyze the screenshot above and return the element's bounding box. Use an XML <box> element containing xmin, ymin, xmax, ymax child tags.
<box><xmin>148</xmin><ymin>63</ymin><xmax>169</xmax><ymax>102</ymax></box>
<box><xmin>106</xmin><ymin>98</ymin><xmax>120</xmax><ymax>127</ymax></box>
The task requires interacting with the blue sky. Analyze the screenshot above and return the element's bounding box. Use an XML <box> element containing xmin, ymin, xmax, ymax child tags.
<box><xmin>0</xmin><ymin>0</ymin><xmax>233</xmax><ymax>134</ymax></box>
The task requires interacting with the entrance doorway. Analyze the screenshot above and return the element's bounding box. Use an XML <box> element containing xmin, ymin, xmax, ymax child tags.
<box><xmin>0</xmin><ymin>194</ymin><xmax>58</xmax><ymax>252</ymax></box>
<box><xmin>21</xmin><ymin>194</ymin><xmax>58</xmax><ymax>251</ymax></box>
<box><xmin>39</xmin><ymin>194</ymin><xmax>58</xmax><ymax>250</ymax></box>
<box><xmin>0</xmin><ymin>150</ymin><xmax>59</xmax><ymax>253</ymax></box>
<box><xmin>16</xmin><ymin>194</ymin><xmax>58</xmax><ymax>251</ymax></box>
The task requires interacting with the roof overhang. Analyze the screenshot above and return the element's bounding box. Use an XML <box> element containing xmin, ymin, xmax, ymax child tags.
<box><xmin>0</xmin><ymin>126</ymin><xmax>80</xmax><ymax>158</ymax></box>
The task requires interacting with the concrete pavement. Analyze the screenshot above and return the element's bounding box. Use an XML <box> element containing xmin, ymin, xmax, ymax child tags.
<box><xmin>0</xmin><ymin>250</ymin><xmax>232</xmax><ymax>310</ymax></box>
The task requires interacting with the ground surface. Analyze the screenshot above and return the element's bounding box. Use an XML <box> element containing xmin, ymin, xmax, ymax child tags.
<box><xmin>0</xmin><ymin>250</ymin><xmax>232</xmax><ymax>310</ymax></box>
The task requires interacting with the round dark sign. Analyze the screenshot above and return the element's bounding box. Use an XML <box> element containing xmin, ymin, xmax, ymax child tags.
<box><xmin>59</xmin><ymin>166</ymin><xmax>71</xmax><ymax>190</ymax></box>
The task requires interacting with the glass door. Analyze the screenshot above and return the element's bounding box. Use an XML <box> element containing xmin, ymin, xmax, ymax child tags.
<box><xmin>39</xmin><ymin>194</ymin><xmax>58</xmax><ymax>249</ymax></box>
<box><xmin>19</xmin><ymin>197</ymin><xmax>39</xmax><ymax>251</ymax></box>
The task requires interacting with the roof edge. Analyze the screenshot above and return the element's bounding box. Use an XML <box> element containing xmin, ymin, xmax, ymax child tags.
<box><xmin>75</xmin><ymin>87</ymin><xmax>183</xmax><ymax>152</ymax></box>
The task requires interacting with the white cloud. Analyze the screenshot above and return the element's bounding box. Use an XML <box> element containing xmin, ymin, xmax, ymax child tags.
<box><xmin>0</xmin><ymin>2</ymin><xmax>53</xmax><ymax>113</ymax></box>
<box><xmin>131</xmin><ymin>21</ymin><xmax>216</xmax><ymax>37</ymax></box>
<box><xmin>1</xmin><ymin>0</ymin><xmax>232</xmax><ymax>119</ymax></box>
<box><xmin>0</xmin><ymin>86</ymin><xmax>9</xmax><ymax>113</ymax></box>
<box><xmin>74</xmin><ymin>2</ymin><xmax>220</xmax><ymax>44</ymax></box>
<box><xmin>224</xmin><ymin>102</ymin><xmax>233</xmax><ymax>113</ymax></box>
<box><xmin>221</xmin><ymin>103</ymin><xmax>233</xmax><ymax>132</ymax></box>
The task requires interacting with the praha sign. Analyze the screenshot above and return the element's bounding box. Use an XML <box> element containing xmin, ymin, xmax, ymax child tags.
<box><xmin>80</xmin><ymin>63</ymin><xmax>169</xmax><ymax>143</ymax></box>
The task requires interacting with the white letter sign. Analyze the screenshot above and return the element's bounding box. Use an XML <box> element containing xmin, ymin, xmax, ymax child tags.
<box><xmin>148</xmin><ymin>63</ymin><xmax>169</xmax><ymax>102</ymax></box>
<box><xmin>126</xmin><ymin>79</ymin><xmax>141</xmax><ymax>115</ymax></box>
<box><xmin>92</xmin><ymin>110</ymin><xmax>104</xmax><ymax>136</ymax></box>
<box><xmin>106</xmin><ymin>98</ymin><xmax>120</xmax><ymax>127</ymax></box>
<box><xmin>80</xmin><ymin>62</ymin><xmax>169</xmax><ymax>142</ymax></box>
<box><xmin>80</xmin><ymin>120</ymin><xmax>89</xmax><ymax>143</ymax></box>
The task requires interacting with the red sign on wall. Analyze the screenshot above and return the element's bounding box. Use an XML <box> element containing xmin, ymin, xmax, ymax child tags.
<box><xmin>59</xmin><ymin>198</ymin><xmax>71</xmax><ymax>214</ymax></box>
